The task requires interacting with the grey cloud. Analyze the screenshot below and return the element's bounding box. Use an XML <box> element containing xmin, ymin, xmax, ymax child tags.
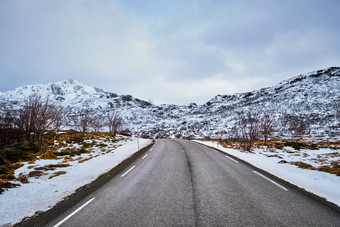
<box><xmin>0</xmin><ymin>0</ymin><xmax>339</xmax><ymax>104</ymax></box>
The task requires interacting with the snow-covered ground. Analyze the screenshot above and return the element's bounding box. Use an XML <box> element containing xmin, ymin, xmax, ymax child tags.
<box><xmin>0</xmin><ymin>136</ymin><xmax>152</xmax><ymax>226</ymax></box>
<box><xmin>195</xmin><ymin>140</ymin><xmax>340</xmax><ymax>207</ymax></box>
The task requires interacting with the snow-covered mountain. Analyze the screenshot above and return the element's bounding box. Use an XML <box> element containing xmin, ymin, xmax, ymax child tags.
<box><xmin>1</xmin><ymin>67</ymin><xmax>339</xmax><ymax>139</ymax></box>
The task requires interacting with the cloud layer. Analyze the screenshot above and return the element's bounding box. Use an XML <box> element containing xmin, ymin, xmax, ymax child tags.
<box><xmin>1</xmin><ymin>0</ymin><xmax>339</xmax><ymax>104</ymax></box>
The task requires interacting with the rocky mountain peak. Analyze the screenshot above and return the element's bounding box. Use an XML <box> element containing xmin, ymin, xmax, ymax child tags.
<box><xmin>0</xmin><ymin>67</ymin><xmax>339</xmax><ymax>139</ymax></box>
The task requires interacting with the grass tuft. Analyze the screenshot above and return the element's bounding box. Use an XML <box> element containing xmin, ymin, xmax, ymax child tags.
<box><xmin>0</xmin><ymin>178</ymin><xmax>20</xmax><ymax>194</ymax></box>
<box><xmin>49</xmin><ymin>171</ymin><xmax>67</xmax><ymax>179</ymax></box>
<box><xmin>34</xmin><ymin>163</ymin><xmax>70</xmax><ymax>171</ymax></box>
<box><xmin>28</xmin><ymin>170</ymin><xmax>45</xmax><ymax>178</ymax></box>
<box><xmin>55</xmin><ymin>148</ymin><xmax>88</xmax><ymax>157</ymax></box>
<box><xmin>290</xmin><ymin>161</ymin><xmax>316</xmax><ymax>170</ymax></box>
<box><xmin>18</xmin><ymin>173</ymin><xmax>29</xmax><ymax>183</ymax></box>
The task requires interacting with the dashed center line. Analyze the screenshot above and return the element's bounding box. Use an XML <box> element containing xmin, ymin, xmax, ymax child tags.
<box><xmin>225</xmin><ymin>155</ymin><xmax>239</xmax><ymax>163</ymax></box>
<box><xmin>253</xmin><ymin>171</ymin><xmax>289</xmax><ymax>191</ymax></box>
<box><xmin>53</xmin><ymin>197</ymin><xmax>95</xmax><ymax>227</ymax></box>
<box><xmin>142</xmin><ymin>154</ymin><xmax>148</xmax><ymax>159</ymax></box>
<box><xmin>121</xmin><ymin>166</ymin><xmax>135</xmax><ymax>177</ymax></box>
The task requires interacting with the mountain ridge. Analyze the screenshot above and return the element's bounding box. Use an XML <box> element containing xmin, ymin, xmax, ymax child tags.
<box><xmin>1</xmin><ymin>67</ymin><xmax>339</xmax><ymax>139</ymax></box>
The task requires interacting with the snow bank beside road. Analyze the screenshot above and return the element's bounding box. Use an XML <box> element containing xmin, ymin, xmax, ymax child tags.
<box><xmin>195</xmin><ymin>140</ymin><xmax>340</xmax><ymax>207</ymax></box>
<box><xmin>0</xmin><ymin>137</ymin><xmax>152</xmax><ymax>226</ymax></box>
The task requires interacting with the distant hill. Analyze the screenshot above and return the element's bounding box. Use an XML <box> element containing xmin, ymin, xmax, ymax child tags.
<box><xmin>1</xmin><ymin>67</ymin><xmax>339</xmax><ymax>139</ymax></box>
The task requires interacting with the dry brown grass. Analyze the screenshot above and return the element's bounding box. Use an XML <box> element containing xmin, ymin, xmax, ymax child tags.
<box><xmin>317</xmin><ymin>161</ymin><xmax>340</xmax><ymax>176</ymax></box>
<box><xmin>291</xmin><ymin>161</ymin><xmax>340</xmax><ymax>176</ymax></box>
<box><xmin>34</xmin><ymin>163</ymin><xmax>70</xmax><ymax>171</ymax></box>
<box><xmin>264</xmin><ymin>154</ymin><xmax>283</xmax><ymax>159</ymax></box>
<box><xmin>28</xmin><ymin>170</ymin><xmax>45</xmax><ymax>178</ymax></box>
<box><xmin>290</xmin><ymin>161</ymin><xmax>316</xmax><ymax>170</ymax></box>
<box><xmin>327</xmin><ymin>152</ymin><xmax>340</xmax><ymax>158</ymax></box>
<box><xmin>219</xmin><ymin>140</ymin><xmax>236</xmax><ymax>148</ymax></box>
<box><xmin>18</xmin><ymin>173</ymin><xmax>29</xmax><ymax>183</ymax></box>
<box><xmin>0</xmin><ymin>163</ymin><xmax>24</xmax><ymax>181</ymax></box>
<box><xmin>0</xmin><ymin>179</ymin><xmax>20</xmax><ymax>194</ymax></box>
<box><xmin>302</xmin><ymin>153</ymin><xmax>309</xmax><ymax>158</ymax></box>
<box><xmin>48</xmin><ymin>171</ymin><xmax>67</xmax><ymax>179</ymax></box>
<box><xmin>63</xmin><ymin>156</ymin><xmax>75</xmax><ymax>161</ymax></box>
<box><xmin>0</xmin><ymin>131</ymin><xmax>129</xmax><ymax>190</ymax></box>
<box><xmin>39</xmin><ymin>146</ymin><xmax>58</xmax><ymax>159</ymax></box>
<box><xmin>78</xmin><ymin>157</ymin><xmax>93</xmax><ymax>163</ymax></box>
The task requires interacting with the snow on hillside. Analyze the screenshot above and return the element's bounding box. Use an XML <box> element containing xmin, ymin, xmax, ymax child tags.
<box><xmin>195</xmin><ymin>67</ymin><xmax>340</xmax><ymax>138</ymax></box>
<box><xmin>195</xmin><ymin>140</ymin><xmax>340</xmax><ymax>207</ymax></box>
<box><xmin>0</xmin><ymin>136</ymin><xmax>152</xmax><ymax>226</ymax></box>
<box><xmin>0</xmin><ymin>67</ymin><xmax>339</xmax><ymax>139</ymax></box>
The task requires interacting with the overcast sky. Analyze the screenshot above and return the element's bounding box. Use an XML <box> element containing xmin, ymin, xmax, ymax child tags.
<box><xmin>0</xmin><ymin>0</ymin><xmax>339</xmax><ymax>104</ymax></box>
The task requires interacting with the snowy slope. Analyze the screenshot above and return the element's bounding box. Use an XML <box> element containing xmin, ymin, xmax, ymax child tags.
<box><xmin>199</xmin><ymin>67</ymin><xmax>340</xmax><ymax>138</ymax></box>
<box><xmin>0</xmin><ymin>67</ymin><xmax>339</xmax><ymax>139</ymax></box>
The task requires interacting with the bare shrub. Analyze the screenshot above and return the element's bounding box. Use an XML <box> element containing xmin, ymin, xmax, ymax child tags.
<box><xmin>107</xmin><ymin>111</ymin><xmax>123</xmax><ymax>137</ymax></box>
<box><xmin>236</xmin><ymin>111</ymin><xmax>260</xmax><ymax>152</ymax></box>
<box><xmin>18</xmin><ymin>173</ymin><xmax>29</xmax><ymax>183</ymax></box>
<box><xmin>91</xmin><ymin>115</ymin><xmax>103</xmax><ymax>132</ymax></box>
<box><xmin>19</xmin><ymin>94</ymin><xmax>62</xmax><ymax>150</ymax></box>
<box><xmin>71</xmin><ymin>109</ymin><xmax>93</xmax><ymax>137</ymax></box>
<box><xmin>284</xmin><ymin>113</ymin><xmax>311</xmax><ymax>139</ymax></box>
<box><xmin>259</xmin><ymin>113</ymin><xmax>275</xmax><ymax>146</ymax></box>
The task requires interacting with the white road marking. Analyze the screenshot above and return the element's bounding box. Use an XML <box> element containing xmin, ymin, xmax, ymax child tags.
<box><xmin>121</xmin><ymin>166</ymin><xmax>135</xmax><ymax>177</ymax></box>
<box><xmin>142</xmin><ymin>154</ymin><xmax>148</xmax><ymax>159</ymax></box>
<box><xmin>253</xmin><ymin>171</ymin><xmax>289</xmax><ymax>191</ymax></box>
<box><xmin>225</xmin><ymin>155</ymin><xmax>239</xmax><ymax>163</ymax></box>
<box><xmin>54</xmin><ymin>198</ymin><xmax>95</xmax><ymax>227</ymax></box>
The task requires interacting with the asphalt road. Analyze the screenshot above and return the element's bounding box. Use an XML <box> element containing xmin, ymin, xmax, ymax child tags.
<box><xmin>46</xmin><ymin>139</ymin><xmax>340</xmax><ymax>227</ymax></box>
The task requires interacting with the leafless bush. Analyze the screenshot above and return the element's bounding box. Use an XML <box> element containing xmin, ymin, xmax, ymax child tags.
<box><xmin>0</xmin><ymin>110</ymin><xmax>18</xmax><ymax>145</ymax></box>
<box><xmin>53</xmin><ymin>107</ymin><xmax>64</xmax><ymax>132</ymax></box>
<box><xmin>285</xmin><ymin>113</ymin><xmax>311</xmax><ymax>139</ymax></box>
<box><xmin>91</xmin><ymin>115</ymin><xmax>103</xmax><ymax>132</ymax></box>
<box><xmin>19</xmin><ymin>94</ymin><xmax>61</xmax><ymax>150</ymax></box>
<box><xmin>259</xmin><ymin>113</ymin><xmax>275</xmax><ymax>146</ymax></box>
<box><xmin>236</xmin><ymin>111</ymin><xmax>260</xmax><ymax>152</ymax></box>
<box><xmin>107</xmin><ymin>111</ymin><xmax>123</xmax><ymax>137</ymax></box>
<box><xmin>71</xmin><ymin>109</ymin><xmax>93</xmax><ymax>137</ymax></box>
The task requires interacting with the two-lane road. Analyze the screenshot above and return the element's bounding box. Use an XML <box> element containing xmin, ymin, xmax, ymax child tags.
<box><xmin>47</xmin><ymin>139</ymin><xmax>340</xmax><ymax>226</ymax></box>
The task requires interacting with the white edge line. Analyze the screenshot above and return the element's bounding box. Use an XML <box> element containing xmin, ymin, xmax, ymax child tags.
<box><xmin>121</xmin><ymin>166</ymin><xmax>135</xmax><ymax>177</ymax></box>
<box><xmin>225</xmin><ymin>155</ymin><xmax>239</xmax><ymax>163</ymax></box>
<box><xmin>54</xmin><ymin>197</ymin><xmax>95</xmax><ymax>227</ymax></box>
<box><xmin>142</xmin><ymin>153</ymin><xmax>148</xmax><ymax>159</ymax></box>
<box><xmin>253</xmin><ymin>171</ymin><xmax>289</xmax><ymax>191</ymax></box>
